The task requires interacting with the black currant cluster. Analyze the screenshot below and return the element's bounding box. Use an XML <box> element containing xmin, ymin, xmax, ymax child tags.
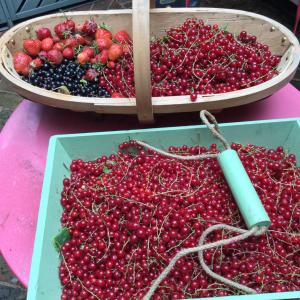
<box><xmin>24</xmin><ymin>59</ymin><xmax>110</xmax><ymax>97</ymax></box>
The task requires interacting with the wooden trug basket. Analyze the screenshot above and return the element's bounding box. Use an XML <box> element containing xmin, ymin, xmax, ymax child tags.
<box><xmin>0</xmin><ymin>1</ymin><xmax>299</xmax><ymax>123</ymax></box>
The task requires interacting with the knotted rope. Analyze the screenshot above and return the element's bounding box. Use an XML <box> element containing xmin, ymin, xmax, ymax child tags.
<box><xmin>135</xmin><ymin>110</ymin><xmax>268</xmax><ymax>300</ymax></box>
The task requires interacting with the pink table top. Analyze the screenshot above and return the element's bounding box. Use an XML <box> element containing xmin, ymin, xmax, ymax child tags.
<box><xmin>0</xmin><ymin>83</ymin><xmax>300</xmax><ymax>287</ymax></box>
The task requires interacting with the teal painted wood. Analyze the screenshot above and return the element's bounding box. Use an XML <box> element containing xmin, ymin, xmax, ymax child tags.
<box><xmin>0</xmin><ymin>0</ymin><xmax>12</xmax><ymax>29</ymax></box>
<box><xmin>4</xmin><ymin>0</ymin><xmax>87</xmax><ymax>22</ymax></box>
<box><xmin>41</xmin><ymin>0</ymin><xmax>59</xmax><ymax>6</ymax></box>
<box><xmin>22</xmin><ymin>0</ymin><xmax>41</xmax><ymax>12</ymax></box>
<box><xmin>27</xmin><ymin>118</ymin><xmax>300</xmax><ymax>300</ymax></box>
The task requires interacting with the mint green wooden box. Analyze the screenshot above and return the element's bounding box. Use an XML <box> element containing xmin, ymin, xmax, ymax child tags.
<box><xmin>27</xmin><ymin>118</ymin><xmax>300</xmax><ymax>300</ymax></box>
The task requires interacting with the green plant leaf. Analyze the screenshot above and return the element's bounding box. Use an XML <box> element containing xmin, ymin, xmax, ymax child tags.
<box><xmin>80</xmin><ymin>79</ymin><xmax>88</xmax><ymax>85</ymax></box>
<box><xmin>53</xmin><ymin>227</ymin><xmax>70</xmax><ymax>252</ymax></box>
<box><xmin>161</xmin><ymin>36</ymin><xmax>170</xmax><ymax>43</ymax></box>
<box><xmin>103</xmin><ymin>166</ymin><xmax>111</xmax><ymax>174</ymax></box>
<box><xmin>99</xmin><ymin>23</ymin><xmax>110</xmax><ymax>30</ymax></box>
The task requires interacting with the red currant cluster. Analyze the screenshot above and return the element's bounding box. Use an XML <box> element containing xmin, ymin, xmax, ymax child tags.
<box><xmin>151</xmin><ymin>18</ymin><xmax>280</xmax><ymax>101</ymax></box>
<box><xmin>102</xmin><ymin>19</ymin><xmax>281</xmax><ymax>100</ymax></box>
<box><xmin>59</xmin><ymin>141</ymin><xmax>300</xmax><ymax>299</ymax></box>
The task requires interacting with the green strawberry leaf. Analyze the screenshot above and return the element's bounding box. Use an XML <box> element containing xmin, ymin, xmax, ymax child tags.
<box><xmin>99</xmin><ymin>23</ymin><xmax>110</xmax><ymax>30</ymax></box>
<box><xmin>53</xmin><ymin>227</ymin><xmax>70</xmax><ymax>252</ymax></box>
<box><xmin>80</xmin><ymin>79</ymin><xmax>88</xmax><ymax>85</ymax></box>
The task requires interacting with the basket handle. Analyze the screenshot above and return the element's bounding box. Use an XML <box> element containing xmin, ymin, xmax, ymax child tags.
<box><xmin>132</xmin><ymin>0</ymin><xmax>154</xmax><ymax>123</ymax></box>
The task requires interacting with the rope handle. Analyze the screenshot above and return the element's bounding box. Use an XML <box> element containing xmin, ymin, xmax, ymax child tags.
<box><xmin>143</xmin><ymin>225</ymin><xmax>266</xmax><ymax>300</ymax></box>
<box><xmin>135</xmin><ymin>110</ymin><xmax>269</xmax><ymax>299</ymax></box>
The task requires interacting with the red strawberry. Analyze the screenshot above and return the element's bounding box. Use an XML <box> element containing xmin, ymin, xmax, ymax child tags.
<box><xmin>64</xmin><ymin>37</ymin><xmax>78</xmax><ymax>48</ymax></box>
<box><xmin>122</xmin><ymin>43</ymin><xmax>131</xmax><ymax>54</ymax></box>
<box><xmin>82</xmin><ymin>47</ymin><xmax>95</xmax><ymax>58</ymax></box>
<box><xmin>23</xmin><ymin>39</ymin><xmax>41</xmax><ymax>57</ymax></box>
<box><xmin>53</xmin><ymin>36</ymin><xmax>60</xmax><ymax>43</ymax></box>
<box><xmin>84</xmin><ymin>36</ymin><xmax>93</xmax><ymax>46</ymax></box>
<box><xmin>81</xmin><ymin>19</ymin><xmax>98</xmax><ymax>36</ymax></box>
<box><xmin>54</xmin><ymin>23</ymin><xmax>67</xmax><ymax>39</ymax></box>
<box><xmin>63</xmin><ymin>47</ymin><xmax>75</xmax><ymax>59</ymax></box>
<box><xmin>77</xmin><ymin>52</ymin><xmax>90</xmax><ymax>65</ymax></box>
<box><xmin>114</xmin><ymin>30</ymin><xmax>131</xmax><ymax>44</ymax></box>
<box><xmin>53</xmin><ymin>42</ymin><xmax>64</xmax><ymax>52</ymax></box>
<box><xmin>75</xmin><ymin>34</ymin><xmax>86</xmax><ymax>45</ymax></box>
<box><xmin>47</xmin><ymin>49</ymin><xmax>63</xmax><ymax>65</ymax></box>
<box><xmin>84</xmin><ymin>68</ymin><xmax>99</xmax><ymax>81</ymax></box>
<box><xmin>54</xmin><ymin>20</ymin><xmax>75</xmax><ymax>39</ymax></box>
<box><xmin>107</xmin><ymin>61</ymin><xmax>115</xmax><ymax>69</ymax></box>
<box><xmin>108</xmin><ymin>44</ymin><xmax>123</xmax><ymax>61</ymax></box>
<box><xmin>13</xmin><ymin>51</ymin><xmax>32</xmax><ymax>75</ymax></box>
<box><xmin>36</xmin><ymin>28</ymin><xmax>52</xmax><ymax>40</ymax></box>
<box><xmin>95</xmin><ymin>50</ymin><xmax>108</xmax><ymax>64</ymax></box>
<box><xmin>39</xmin><ymin>51</ymin><xmax>48</xmax><ymax>59</ymax></box>
<box><xmin>65</xmin><ymin>19</ymin><xmax>75</xmax><ymax>32</ymax></box>
<box><xmin>112</xmin><ymin>92</ymin><xmax>122</xmax><ymax>98</ymax></box>
<box><xmin>96</xmin><ymin>38</ymin><xmax>112</xmax><ymax>51</ymax></box>
<box><xmin>95</xmin><ymin>27</ymin><xmax>112</xmax><ymax>40</ymax></box>
<box><xmin>41</xmin><ymin>37</ymin><xmax>54</xmax><ymax>51</ymax></box>
<box><xmin>30</xmin><ymin>58</ymin><xmax>43</xmax><ymax>69</ymax></box>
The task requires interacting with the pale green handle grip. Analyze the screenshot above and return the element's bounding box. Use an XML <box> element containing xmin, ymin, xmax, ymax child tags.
<box><xmin>217</xmin><ymin>149</ymin><xmax>271</xmax><ymax>229</ymax></box>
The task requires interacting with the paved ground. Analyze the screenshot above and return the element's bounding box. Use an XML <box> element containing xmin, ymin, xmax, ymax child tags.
<box><xmin>0</xmin><ymin>0</ymin><xmax>299</xmax><ymax>298</ymax></box>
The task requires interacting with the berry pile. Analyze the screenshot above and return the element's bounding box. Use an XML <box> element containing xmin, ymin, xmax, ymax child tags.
<box><xmin>13</xmin><ymin>17</ymin><xmax>281</xmax><ymax>101</ymax></box>
<box><xmin>151</xmin><ymin>19</ymin><xmax>280</xmax><ymax>100</ymax></box>
<box><xmin>58</xmin><ymin>141</ymin><xmax>300</xmax><ymax>299</ymax></box>
<box><xmin>24</xmin><ymin>59</ymin><xmax>110</xmax><ymax>97</ymax></box>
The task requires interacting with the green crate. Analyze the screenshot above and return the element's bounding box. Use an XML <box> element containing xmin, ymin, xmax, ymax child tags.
<box><xmin>27</xmin><ymin>118</ymin><xmax>300</xmax><ymax>300</ymax></box>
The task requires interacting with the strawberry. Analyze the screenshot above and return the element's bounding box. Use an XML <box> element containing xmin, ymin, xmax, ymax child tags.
<box><xmin>47</xmin><ymin>49</ymin><xmax>63</xmax><ymax>65</ymax></box>
<box><xmin>54</xmin><ymin>20</ymin><xmax>75</xmax><ymax>39</ymax></box>
<box><xmin>63</xmin><ymin>47</ymin><xmax>75</xmax><ymax>59</ymax></box>
<box><xmin>114</xmin><ymin>30</ymin><xmax>131</xmax><ymax>44</ymax></box>
<box><xmin>36</xmin><ymin>28</ymin><xmax>52</xmax><ymax>40</ymax></box>
<box><xmin>84</xmin><ymin>68</ymin><xmax>99</xmax><ymax>81</ymax></box>
<box><xmin>122</xmin><ymin>43</ymin><xmax>131</xmax><ymax>54</ymax></box>
<box><xmin>30</xmin><ymin>58</ymin><xmax>43</xmax><ymax>69</ymax></box>
<box><xmin>53</xmin><ymin>42</ymin><xmax>64</xmax><ymax>52</ymax></box>
<box><xmin>95</xmin><ymin>50</ymin><xmax>108</xmax><ymax>64</ymax></box>
<box><xmin>82</xmin><ymin>47</ymin><xmax>95</xmax><ymax>58</ymax></box>
<box><xmin>65</xmin><ymin>19</ymin><xmax>76</xmax><ymax>32</ymax></box>
<box><xmin>108</xmin><ymin>44</ymin><xmax>123</xmax><ymax>61</ymax></box>
<box><xmin>107</xmin><ymin>61</ymin><xmax>115</xmax><ymax>69</ymax></box>
<box><xmin>96</xmin><ymin>38</ymin><xmax>112</xmax><ymax>51</ymax></box>
<box><xmin>23</xmin><ymin>39</ymin><xmax>41</xmax><ymax>57</ymax></box>
<box><xmin>54</xmin><ymin>23</ymin><xmax>67</xmax><ymax>39</ymax></box>
<box><xmin>13</xmin><ymin>51</ymin><xmax>32</xmax><ymax>75</ymax></box>
<box><xmin>41</xmin><ymin>37</ymin><xmax>54</xmax><ymax>51</ymax></box>
<box><xmin>63</xmin><ymin>37</ymin><xmax>78</xmax><ymax>48</ymax></box>
<box><xmin>95</xmin><ymin>26</ymin><xmax>112</xmax><ymax>40</ymax></box>
<box><xmin>53</xmin><ymin>36</ymin><xmax>60</xmax><ymax>43</ymax></box>
<box><xmin>75</xmin><ymin>34</ymin><xmax>86</xmax><ymax>46</ymax></box>
<box><xmin>77</xmin><ymin>52</ymin><xmax>90</xmax><ymax>65</ymax></box>
<box><xmin>39</xmin><ymin>51</ymin><xmax>48</xmax><ymax>59</ymax></box>
<box><xmin>84</xmin><ymin>36</ymin><xmax>94</xmax><ymax>46</ymax></box>
<box><xmin>112</xmin><ymin>92</ymin><xmax>122</xmax><ymax>98</ymax></box>
<box><xmin>81</xmin><ymin>19</ymin><xmax>98</xmax><ymax>36</ymax></box>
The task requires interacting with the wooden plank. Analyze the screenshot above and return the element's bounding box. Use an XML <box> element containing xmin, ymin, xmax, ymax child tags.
<box><xmin>40</xmin><ymin>0</ymin><xmax>59</xmax><ymax>6</ymax></box>
<box><xmin>21</xmin><ymin>0</ymin><xmax>41</xmax><ymax>12</ymax></box>
<box><xmin>132</xmin><ymin>0</ymin><xmax>154</xmax><ymax>123</ymax></box>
